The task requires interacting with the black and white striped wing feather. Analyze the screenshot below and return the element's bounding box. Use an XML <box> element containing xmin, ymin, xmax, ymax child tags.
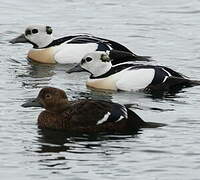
<box><xmin>96</xmin><ymin>102</ymin><xmax>128</xmax><ymax>125</ymax></box>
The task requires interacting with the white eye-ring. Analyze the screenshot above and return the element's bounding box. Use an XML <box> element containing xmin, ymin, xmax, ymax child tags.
<box><xmin>32</xmin><ymin>29</ymin><xmax>38</xmax><ymax>34</ymax></box>
<box><xmin>86</xmin><ymin>57</ymin><xmax>92</xmax><ymax>62</ymax></box>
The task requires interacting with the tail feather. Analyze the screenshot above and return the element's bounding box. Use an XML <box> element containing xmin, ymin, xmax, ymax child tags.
<box><xmin>134</xmin><ymin>55</ymin><xmax>153</xmax><ymax>62</ymax></box>
<box><xmin>145</xmin><ymin>76</ymin><xmax>200</xmax><ymax>94</ymax></box>
<box><xmin>165</xmin><ymin>77</ymin><xmax>200</xmax><ymax>89</ymax></box>
<box><xmin>189</xmin><ymin>80</ymin><xmax>200</xmax><ymax>86</ymax></box>
<box><xmin>127</xmin><ymin>109</ymin><xmax>165</xmax><ymax>130</ymax></box>
<box><xmin>142</xmin><ymin>122</ymin><xmax>166</xmax><ymax>128</ymax></box>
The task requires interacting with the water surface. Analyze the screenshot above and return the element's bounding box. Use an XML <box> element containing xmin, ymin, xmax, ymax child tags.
<box><xmin>0</xmin><ymin>0</ymin><xmax>200</xmax><ymax>179</ymax></box>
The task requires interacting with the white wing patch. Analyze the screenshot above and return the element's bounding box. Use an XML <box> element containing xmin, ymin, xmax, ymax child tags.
<box><xmin>162</xmin><ymin>68</ymin><xmax>171</xmax><ymax>76</ymax></box>
<box><xmin>116</xmin><ymin>68</ymin><xmax>155</xmax><ymax>91</ymax></box>
<box><xmin>96</xmin><ymin>112</ymin><xmax>111</xmax><ymax>125</ymax></box>
<box><xmin>54</xmin><ymin>43</ymin><xmax>98</xmax><ymax>64</ymax></box>
<box><xmin>120</xmin><ymin>105</ymin><xmax>128</xmax><ymax>119</ymax></box>
<box><xmin>116</xmin><ymin>115</ymin><xmax>125</xmax><ymax>122</ymax></box>
<box><xmin>112</xmin><ymin>61</ymin><xmax>136</xmax><ymax>67</ymax></box>
<box><xmin>162</xmin><ymin>68</ymin><xmax>171</xmax><ymax>83</ymax></box>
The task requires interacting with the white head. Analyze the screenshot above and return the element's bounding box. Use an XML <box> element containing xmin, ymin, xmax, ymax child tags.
<box><xmin>10</xmin><ymin>25</ymin><xmax>54</xmax><ymax>48</ymax></box>
<box><xmin>67</xmin><ymin>51</ymin><xmax>112</xmax><ymax>77</ymax></box>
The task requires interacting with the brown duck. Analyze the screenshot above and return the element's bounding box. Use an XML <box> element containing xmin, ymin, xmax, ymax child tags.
<box><xmin>22</xmin><ymin>87</ymin><xmax>163</xmax><ymax>134</ymax></box>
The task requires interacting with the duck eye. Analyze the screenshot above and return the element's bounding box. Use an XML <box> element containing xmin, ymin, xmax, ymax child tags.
<box><xmin>25</xmin><ymin>29</ymin><xmax>31</xmax><ymax>36</ymax></box>
<box><xmin>45</xmin><ymin>94</ymin><xmax>52</xmax><ymax>99</ymax></box>
<box><xmin>86</xmin><ymin>57</ymin><xmax>92</xmax><ymax>62</ymax></box>
<box><xmin>32</xmin><ymin>29</ymin><xmax>38</xmax><ymax>34</ymax></box>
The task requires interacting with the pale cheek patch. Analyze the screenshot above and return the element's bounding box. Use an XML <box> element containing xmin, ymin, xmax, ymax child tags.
<box><xmin>96</xmin><ymin>112</ymin><xmax>111</xmax><ymax>125</ymax></box>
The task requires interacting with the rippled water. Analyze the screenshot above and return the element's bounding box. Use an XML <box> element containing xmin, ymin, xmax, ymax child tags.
<box><xmin>1</xmin><ymin>0</ymin><xmax>200</xmax><ymax>179</ymax></box>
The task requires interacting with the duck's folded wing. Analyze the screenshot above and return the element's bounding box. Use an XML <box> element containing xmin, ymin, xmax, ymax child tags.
<box><xmin>95</xmin><ymin>37</ymin><xmax>133</xmax><ymax>53</ymax></box>
<box><xmin>47</xmin><ymin>35</ymin><xmax>81</xmax><ymax>47</ymax></box>
<box><xmin>160</xmin><ymin>66</ymin><xmax>185</xmax><ymax>78</ymax></box>
<box><xmin>160</xmin><ymin>76</ymin><xmax>200</xmax><ymax>89</ymax></box>
<box><xmin>47</xmin><ymin>34</ymin><xmax>99</xmax><ymax>47</ymax></box>
<box><xmin>145</xmin><ymin>76</ymin><xmax>200</xmax><ymax>93</ymax></box>
<box><xmin>67</xmin><ymin>35</ymin><xmax>105</xmax><ymax>44</ymax></box>
<box><xmin>69</xmin><ymin>100</ymin><xmax>128</xmax><ymax>127</ymax></box>
<box><xmin>97</xmin><ymin>37</ymin><xmax>152</xmax><ymax>61</ymax></box>
<box><xmin>67</xmin><ymin>35</ymin><xmax>133</xmax><ymax>53</ymax></box>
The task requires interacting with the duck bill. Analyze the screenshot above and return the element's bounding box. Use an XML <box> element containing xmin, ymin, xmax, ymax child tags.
<box><xmin>22</xmin><ymin>98</ymin><xmax>43</xmax><ymax>108</ymax></box>
<box><xmin>9</xmin><ymin>34</ymin><xmax>28</xmax><ymax>44</ymax></box>
<box><xmin>67</xmin><ymin>64</ymin><xmax>86</xmax><ymax>74</ymax></box>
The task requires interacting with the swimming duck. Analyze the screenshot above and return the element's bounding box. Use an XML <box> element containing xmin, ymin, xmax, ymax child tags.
<box><xmin>10</xmin><ymin>25</ymin><xmax>150</xmax><ymax>64</ymax></box>
<box><xmin>67</xmin><ymin>51</ymin><xmax>200</xmax><ymax>93</ymax></box>
<box><xmin>22</xmin><ymin>87</ymin><xmax>162</xmax><ymax>134</ymax></box>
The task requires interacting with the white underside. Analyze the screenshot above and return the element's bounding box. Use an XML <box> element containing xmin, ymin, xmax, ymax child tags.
<box><xmin>54</xmin><ymin>43</ymin><xmax>99</xmax><ymax>64</ymax></box>
<box><xmin>87</xmin><ymin>68</ymin><xmax>155</xmax><ymax>91</ymax></box>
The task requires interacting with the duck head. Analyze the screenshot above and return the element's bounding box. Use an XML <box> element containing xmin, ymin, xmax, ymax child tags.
<box><xmin>67</xmin><ymin>51</ymin><xmax>112</xmax><ymax>77</ymax></box>
<box><xmin>10</xmin><ymin>25</ymin><xmax>54</xmax><ymax>48</ymax></box>
<box><xmin>22</xmin><ymin>87</ymin><xmax>69</xmax><ymax>113</ymax></box>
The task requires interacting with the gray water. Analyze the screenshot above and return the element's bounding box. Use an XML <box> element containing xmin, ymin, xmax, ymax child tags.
<box><xmin>1</xmin><ymin>0</ymin><xmax>200</xmax><ymax>179</ymax></box>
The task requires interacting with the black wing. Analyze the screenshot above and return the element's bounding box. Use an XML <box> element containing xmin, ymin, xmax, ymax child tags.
<box><xmin>145</xmin><ymin>75</ymin><xmax>199</xmax><ymax>93</ymax></box>
<box><xmin>67</xmin><ymin>35</ymin><xmax>107</xmax><ymax>44</ymax></box>
<box><xmin>161</xmin><ymin>66</ymin><xmax>184</xmax><ymax>78</ymax></box>
<box><xmin>67</xmin><ymin>35</ymin><xmax>132</xmax><ymax>52</ymax></box>
<box><xmin>96</xmin><ymin>37</ymin><xmax>152</xmax><ymax>62</ymax></box>
<box><xmin>106</xmin><ymin>102</ymin><xmax>128</xmax><ymax>122</ymax></box>
<box><xmin>162</xmin><ymin>76</ymin><xmax>200</xmax><ymax>90</ymax></box>
<box><xmin>47</xmin><ymin>35</ymin><xmax>111</xmax><ymax>51</ymax></box>
<box><xmin>45</xmin><ymin>35</ymin><xmax>80</xmax><ymax>48</ymax></box>
<box><xmin>94</xmin><ymin>37</ymin><xmax>132</xmax><ymax>53</ymax></box>
<box><xmin>68</xmin><ymin>36</ymin><xmax>111</xmax><ymax>51</ymax></box>
<box><xmin>64</xmin><ymin>34</ymin><xmax>133</xmax><ymax>53</ymax></box>
<box><xmin>69</xmin><ymin>100</ymin><xmax>128</xmax><ymax>127</ymax></box>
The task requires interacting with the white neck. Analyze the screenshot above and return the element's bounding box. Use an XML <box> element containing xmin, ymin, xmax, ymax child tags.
<box><xmin>35</xmin><ymin>36</ymin><xmax>54</xmax><ymax>48</ymax></box>
<box><xmin>27</xmin><ymin>34</ymin><xmax>54</xmax><ymax>48</ymax></box>
<box><xmin>91</xmin><ymin>63</ymin><xmax>112</xmax><ymax>77</ymax></box>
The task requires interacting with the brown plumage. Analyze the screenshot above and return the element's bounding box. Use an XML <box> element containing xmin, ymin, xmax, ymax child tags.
<box><xmin>22</xmin><ymin>87</ymin><xmax>163</xmax><ymax>134</ymax></box>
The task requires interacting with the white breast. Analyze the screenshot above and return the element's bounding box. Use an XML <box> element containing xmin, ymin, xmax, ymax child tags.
<box><xmin>54</xmin><ymin>43</ymin><xmax>99</xmax><ymax>64</ymax></box>
<box><xmin>28</xmin><ymin>48</ymin><xmax>56</xmax><ymax>63</ymax></box>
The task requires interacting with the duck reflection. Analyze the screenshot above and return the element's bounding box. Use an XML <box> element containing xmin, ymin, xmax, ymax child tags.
<box><xmin>18</xmin><ymin>61</ymin><xmax>77</xmax><ymax>89</ymax></box>
<box><xmin>74</xmin><ymin>89</ymin><xmax>114</xmax><ymax>102</ymax></box>
<box><xmin>36</xmin><ymin>129</ymin><xmax>71</xmax><ymax>153</ymax></box>
<box><xmin>36</xmin><ymin>129</ymin><xmax>137</xmax><ymax>154</ymax></box>
<box><xmin>35</xmin><ymin>129</ymin><xmax>139</xmax><ymax>171</ymax></box>
<box><xmin>75</xmin><ymin>90</ymin><xmax>175</xmax><ymax>112</ymax></box>
<box><xmin>26</xmin><ymin>61</ymin><xmax>78</xmax><ymax>78</ymax></box>
<box><xmin>26</xmin><ymin>61</ymin><xmax>56</xmax><ymax>78</ymax></box>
